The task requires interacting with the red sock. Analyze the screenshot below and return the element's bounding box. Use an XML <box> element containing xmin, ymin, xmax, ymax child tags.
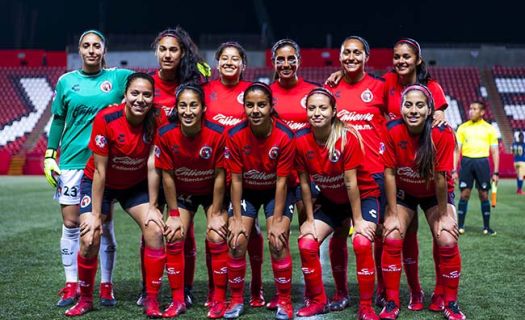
<box><xmin>205</xmin><ymin>239</ymin><xmax>214</xmax><ymax>294</ymax></box>
<box><xmin>438</xmin><ymin>244</ymin><xmax>461</xmax><ymax>303</ymax></box>
<box><xmin>381</xmin><ymin>238</ymin><xmax>403</xmax><ymax>306</ymax></box>
<box><xmin>374</xmin><ymin>236</ymin><xmax>385</xmax><ymax>295</ymax></box>
<box><xmin>402</xmin><ymin>232</ymin><xmax>422</xmax><ymax>293</ymax></box>
<box><xmin>208</xmin><ymin>241</ymin><xmax>229</xmax><ymax>302</ymax></box>
<box><xmin>140</xmin><ymin>236</ymin><xmax>146</xmax><ymax>289</ymax></box>
<box><xmin>247</xmin><ymin>230</ymin><xmax>264</xmax><ymax>295</ymax></box>
<box><xmin>184</xmin><ymin>223</ymin><xmax>196</xmax><ymax>290</ymax></box>
<box><xmin>166</xmin><ymin>241</ymin><xmax>185</xmax><ymax>303</ymax></box>
<box><xmin>77</xmin><ymin>254</ymin><xmax>98</xmax><ymax>302</ymax></box>
<box><xmin>271</xmin><ymin>252</ymin><xmax>293</xmax><ymax>302</ymax></box>
<box><xmin>298</xmin><ymin>237</ymin><xmax>326</xmax><ymax>304</ymax></box>
<box><xmin>432</xmin><ymin>239</ymin><xmax>444</xmax><ymax>295</ymax></box>
<box><xmin>144</xmin><ymin>246</ymin><xmax>166</xmax><ymax>299</ymax></box>
<box><xmin>329</xmin><ymin>236</ymin><xmax>348</xmax><ymax>296</ymax></box>
<box><xmin>228</xmin><ymin>255</ymin><xmax>246</xmax><ymax>304</ymax></box>
<box><xmin>353</xmin><ymin>235</ymin><xmax>375</xmax><ymax>305</ymax></box>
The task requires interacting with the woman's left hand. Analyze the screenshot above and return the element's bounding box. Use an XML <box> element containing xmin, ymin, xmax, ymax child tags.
<box><xmin>432</xmin><ymin>110</ymin><xmax>447</xmax><ymax>127</ymax></box>
<box><xmin>434</xmin><ymin>214</ymin><xmax>459</xmax><ymax>240</ymax></box>
<box><xmin>165</xmin><ymin>216</ymin><xmax>184</xmax><ymax>242</ymax></box>
<box><xmin>353</xmin><ymin>220</ymin><xmax>376</xmax><ymax>242</ymax></box>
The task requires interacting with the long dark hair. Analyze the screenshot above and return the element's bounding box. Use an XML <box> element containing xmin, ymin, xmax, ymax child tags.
<box><xmin>125</xmin><ymin>72</ymin><xmax>157</xmax><ymax>142</ymax></box>
<box><xmin>243</xmin><ymin>82</ymin><xmax>279</xmax><ymax>118</ymax></box>
<box><xmin>215</xmin><ymin>41</ymin><xmax>248</xmax><ymax>79</ymax></box>
<box><xmin>401</xmin><ymin>84</ymin><xmax>435</xmax><ymax>180</ymax></box>
<box><xmin>168</xmin><ymin>82</ymin><xmax>205</xmax><ymax>123</ymax></box>
<box><xmin>152</xmin><ymin>26</ymin><xmax>206</xmax><ymax>84</ymax></box>
<box><xmin>395</xmin><ymin>38</ymin><xmax>431</xmax><ymax>85</ymax></box>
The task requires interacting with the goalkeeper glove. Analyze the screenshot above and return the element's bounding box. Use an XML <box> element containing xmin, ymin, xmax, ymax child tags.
<box><xmin>44</xmin><ymin>149</ymin><xmax>61</xmax><ymax>188</ymax></box>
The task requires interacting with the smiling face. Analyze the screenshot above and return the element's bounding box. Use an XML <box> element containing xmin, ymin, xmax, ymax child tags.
<box><xmin>156</xmin><ymin>36</ymin><xmax>183</xmax><ymax>71</ymax></box>
<box><xmin>244</xmin><ymin>88</ymin><xmax>272</xmax><ymax>128</ymax></box>
<box><xmin>393</xmin><ymin>43</ymin><xmax>421</xmax><ymax>78</ymax></box>
<box><xmin>217</xmin><ymin>46</ymin><xmax>245</xmax><ymax>81</ymax></box>
<box><xmin>125</xmin><ymin>78</ymin><xmax>154</xmax><ymax>120</ymax></box>
<box><xmin>79</xmin><ymin>33</ymin><xmax>105</xmax><ymax>71</ymax></box>
<box><xmin>177</xmin><ymin>89</ymin><xmax>205</xmax><ymax>129</ymax></box>
<box><xmin>306</xmin><ymin>93</ymin><xmax>336</xmax><ymax>129</ymax></box>
<box><xmin>339</xmin><ymin>38</ymin><xmax>368</xmax><ymax>76</ymax></box>
<box><xmin>273</xmin><ymin>45</ymin><xmax>300</xmax><ymax>81</ymax></box>
<box><xmin>401</xmin><ymin>89</ymin><xmax>431</xmax><ymax>129</ymax></box>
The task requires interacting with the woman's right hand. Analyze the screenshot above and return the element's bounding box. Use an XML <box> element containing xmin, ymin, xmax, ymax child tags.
<box><xmin>165</xmin><ymin>216</ymin><xmax>184</xmax><ymax>242</ymax></box>
<box><xmin>227</xmin><ymin>216</ymin><xmax>246</xmax><ymax>250</ymax></box>
<box><xmin>80</xmin><ymin>213</ymin><xmax>102</xmax><ymax>245</ymax></box>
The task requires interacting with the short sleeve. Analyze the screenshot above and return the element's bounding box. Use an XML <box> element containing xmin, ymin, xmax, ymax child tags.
<box><xmin>489</xmin><ymin>125</ymin><xmax>499</xmax><ymax>146</ymax></box>
<box><xmin>214</xmin><ymin>134</ymin><xmax>226</xmax><ymax>169</ymax></box>
<box><xmin>383</xmin><ymin>132</ymin><xmax>397</xmax><ymax>169</ymax></box>
<box><xmin>428</xmin><ymin>80</ymin><xmax>448</xmax><ymax>111</ymax></box>
<box><xmin>116</xmin><ymin>68</ymin><xmax>134</xmax><ymax>88</ymax></box>
<box><xmin>88</xmin><ymin>112</ymin><xmax>109</xmax><ymax>156</ymax></box>
<box><xmin>226</xmin><ymin>136</ymin><xmax>243</xmax><ymax>174</ymax></box>
<box><xmin>295</xmin><ymin>143</ymin><xmax>307</xmax><ymax>174</ymax></box>
<box><xmin>456</xmin><ymin>126</ymin><xmax>465</xmax><ymax>146</ymax></box>
<box><xmin>434</xmin><ymin>128</ymin><xmax>455</xmax><ymax>172</ymax></box>
<box><xmin>276</xmin><ymin>136</ymin><xmax>296</xmax><ymax>177</ymax></box>
<box><xmin>155</xmin><ymin>132</ymin><xmax>173</xmax><ymax>171</ymax></box>
<box><xmin>343</xmin><ymin>130</ymin><xmax>364</xmax><ymax>171</ymax></box>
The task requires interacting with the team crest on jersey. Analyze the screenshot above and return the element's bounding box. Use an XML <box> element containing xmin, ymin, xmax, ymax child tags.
<box><xmin>80</xmin><ymin>195</ymin><xmax>91</xmax><ymax>208</ymax></box>
<box><xmin>300</xmin><ymin>95</ymin><xmax>308</xmax><ymax>109</ymax></box>
<box><xmin>268</xmin><ymin>146</ymin><xmax>280</xmax><ymax>160</ymax></box>
<box><xmin>236</xmin><ymin>92</ymin><xmax>244</xmax><ymax>105</ymax></box>
<box><xmin>379</xmin><ymin>142</ymin><xmax>385</xmax><ymax>154</ymax></box>
<box><xmin>95</xmin><ymin>135</ymin><xmax>106</xmax><ymax>148</ymax></box>
<box><xmin>329</xmin><ymin>149</ymin><xmax>341</xmax><ymax>163</ymax></box>
<box><xmin>361</xmin><ymin>89</ymin><xmax>373</xmax><ymax>103</ymax></box>
<box><xmin>154</xmin><ymin>145</ymin><xmax>161</xmax><ymax>158</ymax></box>
<box><xmin>224</xmin><ymin>147</ymin><xmax>230</xmax><ymax>159</ymax></box>
<box><xmin>199</xmin><ymin>145</ymin><xmax>212</xmax><ymax>160</ymax></box>
<box><xmin>100</xmin><ymin>81</ymin><xmax>113</xmax><ymax>93</ymax></box>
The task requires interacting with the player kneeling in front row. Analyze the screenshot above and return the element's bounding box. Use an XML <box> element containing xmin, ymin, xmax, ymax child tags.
<box><xmin>295</xmin><ymin>88</ymin><xmax>381</xmax><ymax>320</ymax></box>
<box><xmin>380</xmin><ymin>84</ymin><xmax>465</xmax><ymax>320</ymax></box>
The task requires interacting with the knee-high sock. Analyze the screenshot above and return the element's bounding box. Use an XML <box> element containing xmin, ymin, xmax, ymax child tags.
<box><xmin>247</xmin><ymin>230</ymin><xmax>264</xmax><ymax>295</ymax></box>
<box><xmin>374</xmin><ymin>236</ymin><xmax>384</xmax><ymax>295</ymax></box>
<box><xmin>438</xmin><ymin>244</ymin><xmax>462</xmax><ymax>303</ymax></box>
<box><xmin>457</xmin><ymin>199</ymin><xmax>468</xmax><ymax>228</ymax></box>
<box><xmin>61</xmin><ymin>225</ymin><xmax>80</xmax><ymax>282</ymax></box>
<box><xmin>184</xmin><ymin>223</ymin><xmax>196</xmax><ymax>290</ymax></box>
<box><xmin>205</xmin><ymin>239</ymin><xmax>214</xmax><ymax>295</ymax></box>
<box><xmin>140</xmin><ymin>236</ymin><xmax>146</xmax><ymax>290</ymax></box>
<box><xmin>77</xmin><ymin>254</ymin><xmax>98</xmax><ymax>301</ymax></box>
<box><xmin>99</xmin><ymin>220</ymin><xmax>117</xmax><ymax>284</ymax></box>
<box><xmin>271</xmin><ymin>252</ymin><xmax>293</xmax><ymax>302</ymax></box>
<box><xmin>381</xmin><ymin>238</ymin><xmax>403</xmax><ymax>306</ymax></box>
<box><xmin>481</xmin><ymin>200</ymin><xmax>491</xmax><ymax>229</ymax></box>
<box><xmin>166</xmin><ymin>241</ymin><xmax>185</xmax><ymax>303</ymax></box>
<box><xmin>353</xmin><ymin>235</ymin><xmax>375</xmax><ymax>305</ymax></box>
<box><xmin>228</xmin><ymin>255</ymin><xmax>246</xmax><ymax>304</ymax></box>
<box><xmin>432</xmin><ymin>239</ymin><xmax>444</xmax><ymax>295</ymax></box>
<box><xmin>208</xmin><ymin>241</ymin><xmax>229</xmax><ymax>302</ymax></box>
<box><xmin>403</xmin><ymin>232</ymin><xmax>422</xmax><ymax>293</ymax></box>
<box><xmin>298</xmin><ymin>237</ymin><xmax>326</xmax><ymax>304</ymax></box>
<box><xmin>329</xmin><ymin>236</ymin><xmax>348</xmax><ymax>296</ymax></box>
<box><xmin>517</xmin><ymin>178</ymin><xmax>523</xmax><ymax>191</ymax></box>
<box><xmin>144</xmin><ymin>246</ymin><xmax>166</xmax><ymax>300</ymax></box>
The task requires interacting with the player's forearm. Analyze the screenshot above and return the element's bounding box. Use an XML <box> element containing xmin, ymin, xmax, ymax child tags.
<box><xmin>344</xmin><ymin>170</ymin><xmax>362</xmax><ymax>223</ymax></box>
<box><xmin>47</xmin><ymin>115</ymin><xmax>66</xmax><ymax>150</ymax></box>
<box><xmin>147</xmin><ymin>149</ymin><xmax>160</xmax><ymax>207</ymax></box>
<box><xmin>272</xmin><ymin>177</ymin><xmax>287</xmax><ymax>220</ymax></box>
<box><xmin>211</xmin><ymin>168</ymin><xmax>226</xmax><ymax>216</ymax></box>
<box><xmin>384</xmin><ymin>168</ymin><xmax>398</xmax><ymax>218</ymax></box>
<box><xmin>230</xmin><ymin>174</ymin><xmax>243</xmax><ymax>220</ymax></box>
<box><xmin>435</xmin><ymin>171</ymin><xmax>448</xmax><ymax>216</ymax></box>
<box><xmin>299</xmin><ymin>172</ymin><xmax>315</xmax><ymax>222</ymax></box>
<box><xmin>491</xmin><ymin>146</ymin><xmax>500</xmax><ymax>172</ymax></box>
<box><xmin>162</xmin><ymin>170</ymin><xmax>178</xmax><ymax>211</ymax></box>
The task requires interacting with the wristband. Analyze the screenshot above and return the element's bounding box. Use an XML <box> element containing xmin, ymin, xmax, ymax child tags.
<box><xmin>493</xmin><ymin>172</ymin><xmax>499</xmax><ymax>176</ymax></box>
<box><xmin>45</xmin><ymin>149</ymin><xmax>58</xmax><ymax>159</ymax></box>
<box><xmin>169</xmin><ymin>208</ymin><xmax>180</xmax><ymax>217</ymax></box>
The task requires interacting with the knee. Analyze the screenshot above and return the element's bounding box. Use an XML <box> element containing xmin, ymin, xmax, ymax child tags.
<box><xmin>80</xmin><ymin>235</ymin><xmax>100</xmax><ymax>256</ymax></box>
<box><xmin>63</xmin><ymin>218</ymin><xmax>79</xmax><ymax>229</ymax></box>
<box><xmin>435</xmin><ymin>233</ymin><xmax>457</xmax><ymax>248</ymax></box>
<box><xmin>352</xmin><ymin>234</ymin><xmax>372</xmax><ymax>255</ymax></box>
<box><xmin>298</xmin><ymin>236</ymin><xmax>319</xmax><ymax>258</ymax></box>
<box><xmin>144</xmin><ymin>222</ymin><xmax>164</xmax><ymax>240</ymax></box>
<box><xmin>229</xmin><ymin>237</ymin><xmax>248</xmax><ymax>258</ymax></box>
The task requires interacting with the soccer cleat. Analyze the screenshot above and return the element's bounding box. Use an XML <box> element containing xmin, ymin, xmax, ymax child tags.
<box><xmin>375</xmin><ymin>290</ymin><xmax>386</xmax><ymax>308</ymax></box>
<box><xmin>57</xmin><ymin>282</ymin><xmax>79</xmax><ymax>307</ymax></box>
<box><xmin>207</xmin><ymin>301</ymin><xmax>227</xmax><ymax>319</ymax></box>
<box><xmin>443</xmin><ymin>301</ymin><xmax>466</xmax><ymax>320</ymax></box>
<box><xmin>223</xmin><ymin>303</ymin><xmax>244</xmax><ymax>319</ymax></box>
<box><xmin>483</xmin><ymin>228</ymin><xmax>497</xmax><ymax>236</ymax></box>
<box><xmin>137</xmin><ymin>290</ymin><xmax>146</xmax><ymax>306</ymax></box>
<box><xmin>328</xmin><ymin>293</ymin><xmax>350</xmax><ymax>311</ymax></box>
<box><xmin>296</xmin><ymin>301</ymin><xmax>328</xmax><ymax>317</ymax></box>
<box><xmin>428</xmin><ymin>293</ymin><xmax>445</xmax><ymax>312</ymax></box>
<box><xmin>249</xmin><ymin>289</ymin><xmax>266</xmax><ymax>307</ymax></box>
<box><xmin>204</xmin><ymin>289</ymin><xmax>214</xmax><ymax>307</ymax></box>
<box><xmin>275</xmin><ymin>299</ymin><xmax>294</xmax><ymax>320</ymax></box>
<box><xmin>64</xmin><ymin>298</ymin><xmax>93</xmax><ymax>317</ymax></box>
<box><xmin>184</xmin><ymin>286</ymin><xmax>194</xmax><ymax>308</ymax></box>
<box><xmin>358</xmin><ymin>303</ymin><xmax>380</xmax><ymax>320</ymax></box>
<box><xmin>266</xmin><ymin>295</ymin><xmax>279</xmax><ymax>310</ymax></box>
<box><xmin>407</xmin><ymin>290</ymin><xmax>424</xmax><ymax>311</ymax></box>
<box><xmin>99</xmin><ymin>282</ymin><xmax>117</xmax><ymax>306</ymax></box>
<box><xmin>517</xmin><ymin>189</ymin><xmax>523</xmax><ymax>195</ymax></box>
<box><xmin>143</xmin><ymin>297</ymin><xmax>162</xmax><ymax>318</ymax></box>
<box><xmin>162</xmin><ymin>301</ymin><xmax>186</xmax><ymax>318</ymax></box>
<box><xmin>379</xmin><ymin>300</ymin><xmax>400</xmax><ymax>319</ymax></box>
<box><xmin>458</xmin><ymin>228</ymin><xmax>465</xmax><ymax>235</ymax></box>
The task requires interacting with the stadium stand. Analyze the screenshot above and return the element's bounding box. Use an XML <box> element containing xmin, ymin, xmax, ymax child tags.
<box><xmin>492</xmin><ymin>66</ymin><xmax>525</xmax><ymax>130</ymax></box>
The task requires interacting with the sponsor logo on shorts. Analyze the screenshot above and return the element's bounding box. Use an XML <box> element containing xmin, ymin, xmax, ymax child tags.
<box><xmin>368</xmin><ymin>209</ymin><xmax>377</xmax><ymax>219</ymax></box>
<box><xmin>80</xmin><ymin>195</ymin><xmax>91</xmax><ymax>208</ymax></box>
<box><xmin>100</xmin><ymin>81</ymin><xmax>112</xmax><ymax>93</ymax></box>
<box><xmin>361</xmin><ymin>88</ymin><xmax>373</xmax><ymax>103</ymax></box>
<box><xmin>268</xmin><ymin>146</ymin><xmax>280</xmax><ymax>160</ymax></box>
<box><xmin>95</xmin><ymin>135</ymin><xmax>106</xmax><ymax>148</ymax></box>
<box><xmin>199</xmin><ymin>145</ymin><xmax>212</xmax><ymax>160</ymax></box>
<box><xmin>459</xmin><ymin>181</ymin><xmax>467</xmax><ymax>188</ymax></box>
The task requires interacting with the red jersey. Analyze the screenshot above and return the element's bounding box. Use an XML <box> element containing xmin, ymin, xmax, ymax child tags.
<box><xmin>270</xmin><ymin>77</ymin><xmax>319</xmax><ymax>132</ymax></box>
<box><xmin>226</xmin><ymin>119</ymin><xmax>295</xmax><ymax>191</ymax></box>
<box><xmin>383</xmin><ymin>71</ymin><xmax>448</xmax><ymax>120</ymax></box>
<box><xmin>203</xmin><ymin>79</ymin><xmax>251</xmax><ymax>128</ymax></box>
<box><xmin>155</xmin><ymin>120</ymin><xmax>226</xmax><ymax>196</ymax></box>
<box><xmin>84</xmin><ymin>103</ymin><xmax>152</xmax><ymax>189</ymax></box>
<box><xmin>152</xmin><ymin>70</ymin><xmax>178</xmax><ymax>126</ymax></box>
<box><xmin>295</xmin><ymin>127</ymin><xmax>380</xmax><ymax>204</ymax></box>
<box><xmin>383</xmin><ymin>119</ymin><xmax>455</xmax><ymax>197</ymax></box>
<box><xmin>327</xmin><ymin>73</ymin><xmax>388</xmax><ymax>174</ymax></box>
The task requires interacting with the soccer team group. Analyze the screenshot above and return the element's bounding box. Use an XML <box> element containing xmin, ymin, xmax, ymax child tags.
<box><xmin>44</xmin><ymin>26</ymin><xmax>505</xmax><ymax>320</ymax></box>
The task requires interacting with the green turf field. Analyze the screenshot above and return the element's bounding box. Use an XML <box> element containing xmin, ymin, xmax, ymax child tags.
<box><xmin>0</xmin><ymin>176</ymin><xmax>523</xmax><ymax>319</ymax></box>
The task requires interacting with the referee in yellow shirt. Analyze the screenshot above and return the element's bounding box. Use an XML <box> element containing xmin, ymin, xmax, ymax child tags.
<box><xmin>453</xmin><ymin>101</ymin><xmax>499</xmax><ymax>235</ymax></box>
